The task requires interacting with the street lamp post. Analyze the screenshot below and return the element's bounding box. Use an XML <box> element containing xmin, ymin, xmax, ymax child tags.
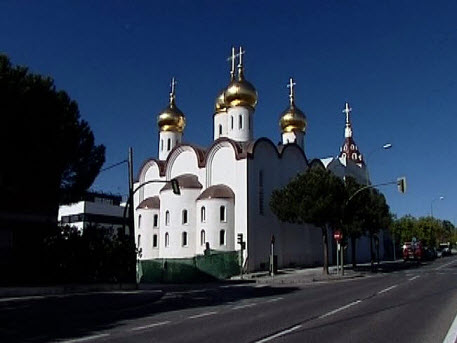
<box><xmin>364</xmin><ymin>143</ymin><xmax>393</xmax><ymax>185</ymax></box>
<box><xmin>431</xmin><ymin>196</ymin><xmax>444</xmax><ymax>217</ymax></box>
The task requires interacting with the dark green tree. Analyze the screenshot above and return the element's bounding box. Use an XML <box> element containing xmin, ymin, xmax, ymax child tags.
<box><xmin>270</xmin><ymin>166</ymin><xmax>346</xmax><ymax>274</ymax></box>
<box><xmin>0</xmin><ymin>55</ymin><xmax>105</xmax><ymax>215</ymax></box>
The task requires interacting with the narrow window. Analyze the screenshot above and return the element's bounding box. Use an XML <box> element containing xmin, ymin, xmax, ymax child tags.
<box><xmin>182</xmin><ymin>209</ymin><xmax>188</xmax><ymax>224</ymax></box>
<box><xmin>239</xmin><ymin>115</ymin><xmax>242</xmax><ymax>129</ymax></box>
<box><xmin>167</xmin><ymin>138</ymin><xmax>171</xmax><ymax>151</ymax></box>
<box><xmin>160</xmin><ymin>139</ymin><xmax>163</xmax><ymax>151</ymax></box>
<box><xmin>182</xmin><ymin>231</ymin><xmax>188</xmax><ymax>247</ymax></box>
<box><xmin>219</xmin><ymin>124</ymin><xmax>222</xmax><ymax>135</ymax></box>
<box><xmin>137</xmin><ymin>234</ymin><xmax>141</xmax><ymax>248</ymax></box>
<box><xmin>219</xmin><ymin>229</ymin><xmax>225</xmax><ymax>246</ymax></box>
<box><xmin>138</xmin><ymin>215</ymin><xmax>142</xmax><ymax>229</ymax></box>
<box><xmin>165</xmin><ymin>232</ymin><xmax>169</xmax><ymax>247</ymax></box>
<box><xmin>201</xmin><ymin>206</ymin><xmax>206</xmax><ymax>222</ymax></box>
<box><xmin>220</xmin><ymin>205</ymin><xmax>226</xmax><ymax>222</ymax></box>
<box><xmin>231</xmin><ymin>116</ymin><xmax>234</xmax><ymax>129</ymax></box>
<box><xmin>165</xmin><ymin>210</ymin><xmax>170</xmax><ymax>226</ymax></box>
<box><xmin>153</xmin><ymin>234</ymin><xmax>158</xmax><ymax>248</ymax></box>
<box><xmin>153</xmin><ymin>214</ymin><xmax>158</xmax><ymax>227</ymax></box>
<box><xmin>247</xmin><ymin>116</ymin><xmax>250</xmax><ymax>130</ymax></box>
<box><xmin>259</xmin><ymin>170</ymin><xmax>264</xmax><ymax>215</ymax></box>
<box><xmin>352</xmin><ymin>153</ymin><xmax>357</xmax><ymax>159</ymax></box>
<box><xmin>200</xmin><ymin>230</ymin><xmax>206</xmax><ymax>246</ymax></box>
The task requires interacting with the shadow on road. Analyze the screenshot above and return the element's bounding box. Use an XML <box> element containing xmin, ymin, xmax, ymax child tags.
<box><xmin>0</xmin><ymin>283</ymin><xmax>299</xmax><ymax>342</ymax></box>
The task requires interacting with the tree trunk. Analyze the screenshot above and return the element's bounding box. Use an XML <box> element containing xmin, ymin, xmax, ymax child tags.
<box><xmin>322</xmin><ymin>226</ymin><xmax>329</xmax><ymax>275</ymax></box>
<box><xmin>351</xmin><ymin>235</ymin><xmax>357</xmax><ymax>269</ymax></box>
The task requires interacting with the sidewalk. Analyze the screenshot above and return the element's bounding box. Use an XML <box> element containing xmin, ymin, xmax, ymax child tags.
<box><xmin>232</xmin><ymin>264</ymin><xmax>366</xmax><ymax>285</ymax></box>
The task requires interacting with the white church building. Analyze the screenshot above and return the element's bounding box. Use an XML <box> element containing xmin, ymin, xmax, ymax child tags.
<box><xmin>133</xmin><ymin>47</ymin><xmax>380</xmax><ymax>281</ymax></box>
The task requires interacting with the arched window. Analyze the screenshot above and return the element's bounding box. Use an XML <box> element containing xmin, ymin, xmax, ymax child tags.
<box><xmin>219</xmin><ymin>124</ymin><xmax>222</xmax><ymax>135</ymax></box>
<box><xmin>153</xmin><ymin>234</ymin><xmax>158</xmax><ymax>248</ymax></box>
<box><xmin>239</xmin><ymin>115</ymin><xmax>242</xmax><ymax>129</ymax></box>
<box><xmin>153</xmin><ymin>214</ymin><xmax>158</xmax><ymax>227</ymax></box>
<box><xmin>165</xmin><ymin>232</ymin><xmax>169</xmax><ymax>247</ymax></box>
<box><xmin>200</xmin><ymin>230</ymin><xmax>206</xmax><ymax>246</ymax></box>
<box><xmin>167</xmin><ymin>138</ymin><xmax>171</xmax><ymax>151</ymax></box>
<box><xmin>220</xmin><ymin>205</ymin><xmax>226</xmax><ymax>222</ymax></box>
<box><xmin>182</xmin><ymin>231</ymin><xmax>188</xmax><ymax>247</ymax></box>
<box><xmin>160</xmin><ymin>139</ymin><xmax>163</xmax><ymax>151</ymax></box>
<box><xmin>352</xmin><ymin>153</ymin><xmax>357</xmax><ymax>159</ymax></box>
<box><xmin>138</xmin><ymin>215</ymin><xmax>142</xmax><ymax>229</ymax></box>
<box><xmin>219</xmin><ymin>229</ymin><xmax>225</xmax><ymax>246</ymax></box>
<box><xmin>165</xmin><ymin>211</ymin><xmax>170</xmax><ymax>226</ymax></box>
<box><xmin>259</xmin><ymin>170</ymin><xmax>264</xmax><ymax>215</ymax></box>
<box><xmin>182</xmin><ymin>209</ymin><xmax>188</xmax><ymax>224</ymax></box>
<box><xmin>231</xmin><ymin>116</ymin><xmax>234</xmax><ymax>129</ymax></box>
<box><xmin>201</xmin><ymin>206</ymin><xmax>206</xmax><ymax>222</ymax></box>
<box><xmin>351</xmin><ymin>144</ymin><xmax>355</xmax><ymax>150</ymax></box>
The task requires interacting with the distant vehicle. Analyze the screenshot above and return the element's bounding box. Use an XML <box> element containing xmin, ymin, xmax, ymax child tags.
<box><xmin>423</xmin><ymin>246</ymin><xmax>437</xmax><ymax>260</ymax></box>
<box><xmin>403</xmin><ymin>241</ymin><xmax>423</xmax><ymax>262</ymax></box>
<box><xmin>439</xmin><ymin>242</ymin><xmax>452</xmax><ymax>257</ymax></box>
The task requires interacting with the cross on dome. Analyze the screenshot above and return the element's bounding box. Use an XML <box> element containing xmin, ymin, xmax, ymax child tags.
<box><xmin>287</xmin><ymin>77</ymin><xmax>296</xmax><ymax>104</ymax></box>
<box><xmin>342</xmin><ymin>101</ymin><xmax>352</xmax><ymax>124</ymax></box>
<box><xmin>169</xmin><ymin>77</ymin><xmax>177</xmax><ymax>104</ymax></box>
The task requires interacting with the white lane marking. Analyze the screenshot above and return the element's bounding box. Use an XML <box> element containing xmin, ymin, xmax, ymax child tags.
<box><xmin>435</xmin><ymin>260</ymin><xmax>457</xmax><ymax>270</ymax></box>
<box><xmin>266</xmin><ymin>297</ymin><xmax>283</xmax><ymax>303</ymax></box>
<box><xmin>255</xmin><ymin>325</ymin><xmax>302</xmax><ymax>343</ymax></box>
<box><xmin>60</xmin><ymin>333</ymin><xmax>110</xmax><ymax>342</ymax></box>
<box><xmin>409</xmin><ymin>275</ymin><xmax>420</xmax><ymax>281</ymax></box>
<box><xmin>378</xmin><ymin>285</ymin><xmax>398</xmax><ymax>294</ymax></box>
<box><xmin>443</xmin><ymin>310</ymin><xmax>457</xmax><ymax>343</ymax></box>
<box><xmin>319</xmin><ymin>300</ymin><xmax>362</xmax><ymax>319</ymax></box>
<box><xmin>255</xmin><ymin>284</ymin><xmax>268</xmax><ymax>288</ymax></box>
<box><xmin>188</xmin><ymin>311</ymin><xmax>218</xmax><ymax>319</ymax></box>
<box><xmin>233</xmin><ymin>303</ymin><xmax>257</xmax><ymax>310</ymax></box>
<box><xmin>130</xmin><ymin>321</ymin><xmax>170</xmax><ymax>331</ymax></box>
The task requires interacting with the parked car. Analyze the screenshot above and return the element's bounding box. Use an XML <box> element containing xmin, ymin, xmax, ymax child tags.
<box><xmin>403</xmin><ymin>241</ymin><xmax>423</xmax><ymax>261</ymax></box>
<box><xmin>423</xmin><ymin>246</ymin><xmax>437</xmax><ymax>260</ymax></box>
<box><xmin>439</xmin><ymin>243</ymin><xmax>452</xmax><ymax>257</ymax></box>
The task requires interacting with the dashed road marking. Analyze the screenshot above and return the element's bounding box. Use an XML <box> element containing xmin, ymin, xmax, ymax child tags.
<box><xmin>377</xmin><ymin>285</ymin><xmax>398</xmax><ymax>294</ymax></box>
<box><xmin>319</xmin><ymin>300</ymin><xmax>362</xmax><ymax>319</ymax></box>
<box><xmin>266</xmin><ymin>297</ymin><xmax>283</xmax><ymax>303</ymax></box>
<box><xmin>408</xmin><ymin>275</ymin><xmax>420</xmax><ymax>281</ymax></box>
<box><xmin>255</xmin><ymin>324</ymin><xmax>302</xmax><ymax>343</ymax></box>
<box><xmin>435</xmin><ymin>260</ymin><xmax>457</xmax><ymax>270</ymax></box>
<box><xmin>233</xmin><ymin>303</ymin><xmax>257</xmax><ymax>310</ymax></box>
<box><xmin>130</xmin><ymin>321</ymin><xmax>170</xmax><ymax>331</ymax></box>
<box><xmin>59</xmin><ymin>333</ymin><xmax>110</xmax><ymax>342</ymax></box>
<box><xmin>188</xmin><ymin>311</ymin><xmax>218</xmax><ymax>319</ymax></box>
<box><xmin>443</xmin><ymin>309</ymin><xmax>457</xmax><ymax>343</ymax></box>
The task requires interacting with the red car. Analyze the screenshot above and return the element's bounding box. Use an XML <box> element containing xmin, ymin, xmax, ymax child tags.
<box><xmin>403</xmin><ymin>241</ymin><xmax>423</xmax><ymax>261</ymax></box>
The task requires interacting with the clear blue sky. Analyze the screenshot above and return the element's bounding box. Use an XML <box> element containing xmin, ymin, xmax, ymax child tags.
<box><xmin>1</xmin><ymin>1</ymin><xmax>456</xmax><ymax>222</ymax></box>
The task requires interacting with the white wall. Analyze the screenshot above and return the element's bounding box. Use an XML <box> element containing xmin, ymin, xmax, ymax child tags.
<box><xmin>226</xmin><ymin>106</ymin><xmax>253</xmax><ymax>142</ymax></box>
<box><xmin>159</xmin><ymin>131</ymin><xmax>182</xmax><ymax>161</ymax></box>
<box><xmin>195</xmin><ymin>198</ymin><xmax>235</xmax><ymax>254</ymax></box>
<box><xmin>214</xmin><ymin>112</ymin><xmax>228</xmax><ymax>140</ymax></box>
<box><xmin>135</xmin><ymin>208</ymin><xmax>160</xmax><ymax>260</ymax></box>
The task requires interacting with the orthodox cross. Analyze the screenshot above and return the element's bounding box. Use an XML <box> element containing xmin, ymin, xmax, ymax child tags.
<box><xmin>227</xmin><ymin>47</ymin><xmax>237</xmax><ymax>80</ymax></box>
<box><xmin>169</xmin><ymin>77</ymin><xmax>177</xmax><ymax>103</ymax></box>
<box><xmin>287</xmin><ymin>77</ymin><xmax>296</xmax><ymax>104</ymax></box>
<box><xmin>342</xmin><ymin>102</ymin><xmax>352</xmax><ymax>124</ymax></box>
<box><xmin>238</xmin><ymin>46</ymin><xmax>245</xmax><ymax>68</ymax></box>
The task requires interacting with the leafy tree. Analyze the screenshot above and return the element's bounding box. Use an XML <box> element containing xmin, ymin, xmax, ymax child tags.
<box><xmin>270</xmin><ymin>166</ymin><xmax>346</xmax><ymax>274</ymax></box>
<box><xmin>0</xmin><ymin>55</ymin><xmax>105</xmax><ymax>215</ymax></box>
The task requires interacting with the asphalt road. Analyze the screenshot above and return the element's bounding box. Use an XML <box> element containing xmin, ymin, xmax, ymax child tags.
<box><xmin>1</xmin><ymin>256</ymin><xmax>457</xmax><ymax>343</ymax></box>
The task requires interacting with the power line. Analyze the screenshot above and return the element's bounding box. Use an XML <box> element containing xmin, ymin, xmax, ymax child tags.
<box><xmin>99</xmin><ymin>160</ymin><xmax>127</xmax><ymax>173</ymax></box>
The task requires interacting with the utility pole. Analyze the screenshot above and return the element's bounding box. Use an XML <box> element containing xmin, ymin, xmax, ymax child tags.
<box><xmin>128</xmin><ymin>147</ymin><xmax>134</xmax><ymax>235</ymax></box>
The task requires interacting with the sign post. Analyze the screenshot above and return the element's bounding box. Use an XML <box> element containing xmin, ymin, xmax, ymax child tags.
<box><xmin>334</xmin><ymin>230</ymin><xmax>343</xmax><ymax>275</ymax></box>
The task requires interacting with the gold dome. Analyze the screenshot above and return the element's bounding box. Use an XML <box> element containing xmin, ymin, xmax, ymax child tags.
<box><xmin>279</xmin><ymin>102</ymin><xmax>307</xmax><ymax>133</ymax></box>
<box><xmin>224</xmin><ymin>75</ymin><xmax>258</xmax><ymax>109</ymax></box>
<box><xmin>157</xmin><ymin>97</ymin><xmax>186</xmax><ymax>132</ymax></box>
<box><xmin>214</xmin><ymin>89</ymin><xmax>227</xmax><ymax>113</ymax></box>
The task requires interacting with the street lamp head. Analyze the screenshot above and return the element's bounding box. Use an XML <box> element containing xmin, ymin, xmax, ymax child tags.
<box><xmin>382</xmin><ymin>143</ymin><xmax>392</xmax><ymax>149</ymax></box>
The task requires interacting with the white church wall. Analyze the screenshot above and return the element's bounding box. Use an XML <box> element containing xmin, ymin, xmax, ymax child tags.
<box><xmin>207</xmin><ymin>141</ymin><xmax>248</xmax><ymax>257</ymax></box>
<box><xmin>135</xmin><ymin>208</ymin><xmax>160</xmax><ymax>260</ymax></box>
<box><xmin>159</xmin><ymin>188</ymin><xmax>200</xmax><ymax>258</ymax></box>
<box><xmin>195</xmin><ymin>199</ymin><xmax>235</xmax><ymax>255</ymax></box>
<box><xmin>214</xmin><ymin>113</ymin><xmax>228</xmax><ymax>139</ymax></box>
<box><xmin>167</xmin><ymin>146</ymin><xmax>206</xmax><ymax>183</ymax></box>
<box><xmin>226</xmin><ymin>106</ymin><xmax>253</xmax><ymax>142</ymax></box>
<box><xmin>246</xmin><ymin>140</ymin><xmax>321</xmax><ymax>271</ymax></box>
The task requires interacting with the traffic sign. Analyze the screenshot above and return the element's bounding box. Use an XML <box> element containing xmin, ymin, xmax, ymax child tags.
<box><xmin>333</xmin><ymin>230</ymin><xmax>343</xmax><ymax>242</ymax></box>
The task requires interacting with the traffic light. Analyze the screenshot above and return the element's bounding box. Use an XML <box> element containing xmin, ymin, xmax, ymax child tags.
<box><xmin>237</xmin><ymin>233</ymin><xmax>243</xmax><ymax>245</ymax></box>
<box><xmin>170</xmin><ymin>178</ymin><xmax>181</xmax><ymax>195</ymax></box>
<box><xmin>397</xmin><ymin>177</ymin><xmax>407</xmax><ymax>194</ymax></box>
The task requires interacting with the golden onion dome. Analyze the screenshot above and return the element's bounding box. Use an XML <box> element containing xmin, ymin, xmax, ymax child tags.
<box><xmin>279</xmin><ymin>101</ymin><xmax>307</xmax><ymax>133</ymax></box>
<box><xmin>224</xmin><ymin>75</ymin><xmax>258</xmax><ymax>109</ymax></box>
<box><xmin>157</xmin><ymin>97</ymin><xmax>186</xmax><ymax>132</ymax></box>
<box><xmin>214</xmin><ymin>89</ymin><xmax>227</xmax><ymax>114</ymax></box>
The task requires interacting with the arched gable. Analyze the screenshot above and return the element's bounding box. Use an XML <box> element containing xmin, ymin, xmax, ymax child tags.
<box><xmin>206</xmin><ymin>140</ymin><xmax>239</xmax><ymax>187</ymax></box>
<box><xmin>165</xmin><ymin>145</ymin><xmax>204</xmax><ymax>180</ymax></box>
